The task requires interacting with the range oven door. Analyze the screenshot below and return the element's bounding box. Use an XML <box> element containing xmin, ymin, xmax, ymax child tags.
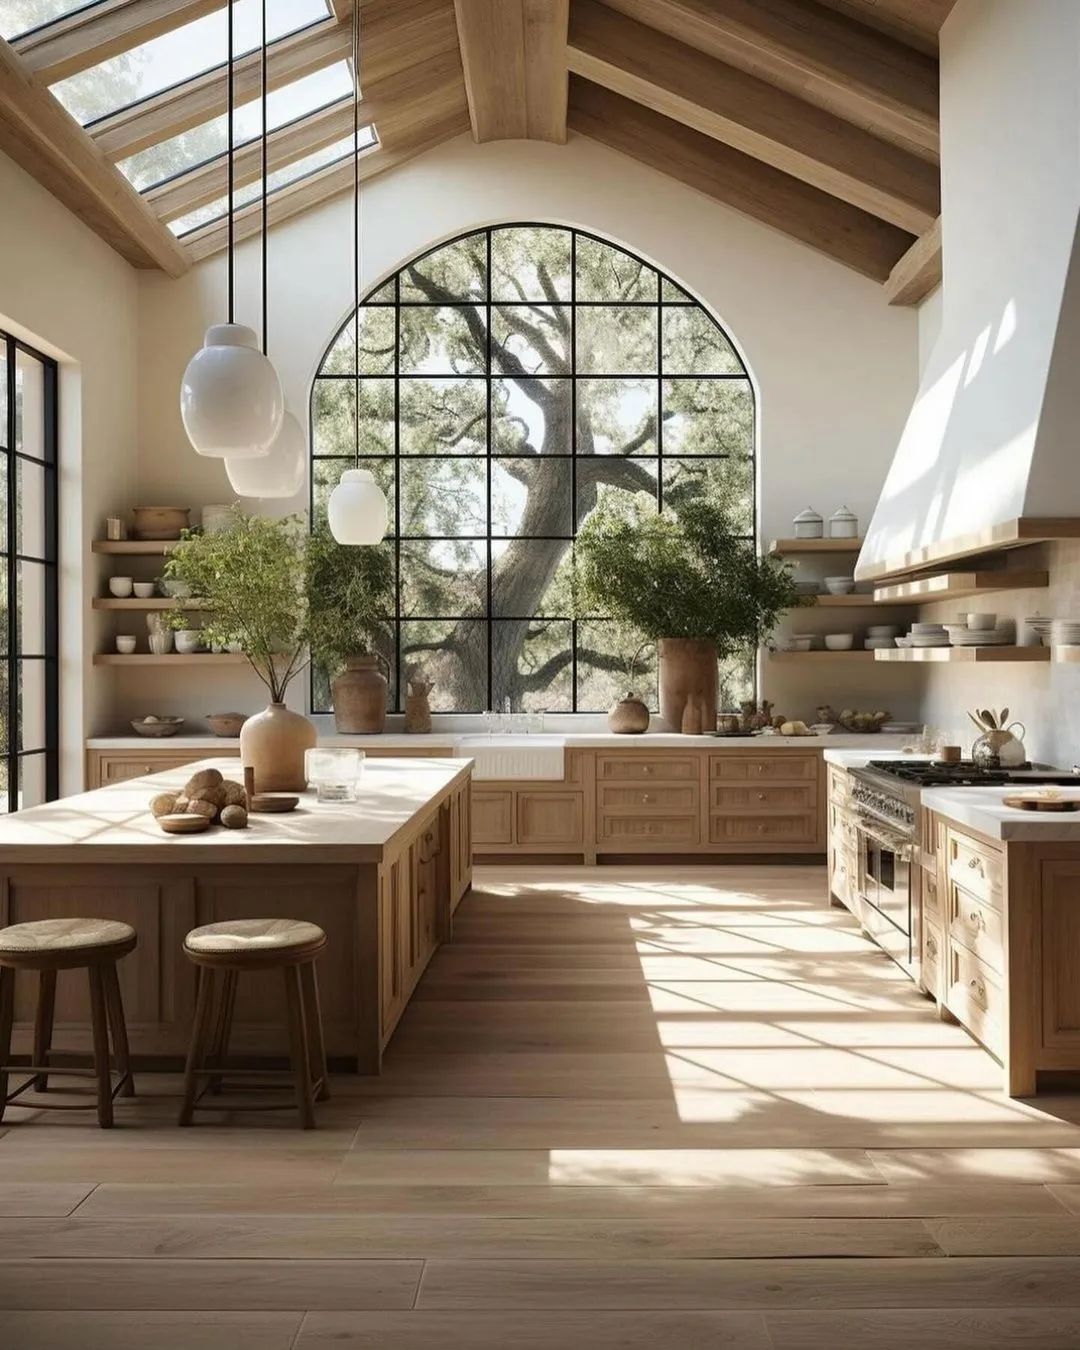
<box><xmin>856</xmin><ymin>815</ymin><xmax>913</xmax><ymax>961</ymax></box>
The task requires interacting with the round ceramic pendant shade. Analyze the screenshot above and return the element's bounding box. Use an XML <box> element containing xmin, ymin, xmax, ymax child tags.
<box><xmin>180</xmin><ymin>324</ymin><xmax>284</xmax><ymax>459</ymax></box>
<box><xmin>225</xmin><ymin>410</ymin><xmax>305</xmax><ymax>499</ymax></box>
<box><xmin>327</xmin><ymin>468</ymin><xmax>389</xmax><ymax>545</ymax></box>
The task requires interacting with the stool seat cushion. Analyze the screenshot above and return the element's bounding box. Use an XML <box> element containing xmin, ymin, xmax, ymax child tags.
<box><xmin>0</xmin><ymin>917</ymin><xmax>135</xmax><ymax>954</ymax></box>
<box><xmin>184</xmin><ymin>918</ymin><xmax>326</xmax><ymax>956</ymax></box>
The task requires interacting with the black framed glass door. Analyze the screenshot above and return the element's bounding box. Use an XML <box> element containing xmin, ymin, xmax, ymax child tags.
<box><xmin>0</xmin><ymin>331</ymin><xmax>59</xmax><ymax>811</ymax></box>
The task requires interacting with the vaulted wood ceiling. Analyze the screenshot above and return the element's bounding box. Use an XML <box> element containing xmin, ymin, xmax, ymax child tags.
<box><xmin>0</xmin><ymin>0</ymin><xmax>950</xmax><ymax>301</ymax></box>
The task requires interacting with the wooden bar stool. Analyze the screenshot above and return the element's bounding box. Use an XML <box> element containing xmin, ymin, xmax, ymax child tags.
<box><xmin>179</xmin><ymin>918</ymin><xmax>329</xmax><ymax>1130</ymax></box>
<box><xmin>0</xmin><ymin>918</ymin><xmax>136</xmax><ymax>1128</ymax></box>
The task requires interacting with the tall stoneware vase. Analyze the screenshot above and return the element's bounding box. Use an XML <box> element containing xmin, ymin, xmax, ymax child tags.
<box><xmin>240</xmin><ymin>702</ymin><xmax>317</xmax><ymax>792</ymax></box>
<box><xmin>331</xmin><ymin>654</ymin><xmax>389</xmax><ymax>734</ymax></box>
<box><xmin>658</xmin><ymin>638</ymin><xmax>717</xmax><ymax>733</ymax></box>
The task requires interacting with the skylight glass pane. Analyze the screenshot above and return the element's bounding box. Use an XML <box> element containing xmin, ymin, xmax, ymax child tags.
<box><xmin>118</xmin><ymin>62</ymin><xmax>353</xmax><ymax>192</ymax></box>
<box><xmin>1</xmin><ymin>0</ymin><xmax>103</xmax><ymax>40</ymax></box>
<box><xmin>170</xmin><ymin>126</ymin><xmax>376</xmax><ymax>237</ymax></box>
<box><xmin>52</xmin><ymin>0</ymin><xmax>331</xmax><ymax>125</ymax></box>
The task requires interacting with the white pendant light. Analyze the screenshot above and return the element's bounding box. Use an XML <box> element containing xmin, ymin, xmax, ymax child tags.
<box><xmin>327</xmin><ymin>468</ymin><xmax>388</xmax><ymax>544</ymax></box>
<box><xmin>179</xmin><ymin>0</ymin><xmax>281</xmax><ymax>461</ymax></box>
<box><xmin>224</xmin><ymin>0</ymin><xmax>299</xmax><ymax>496</ymax></box>
<box><xmin>327</xmin><ymin>0</ymin><xmax>388</xmax><ymax>546</ymax></box>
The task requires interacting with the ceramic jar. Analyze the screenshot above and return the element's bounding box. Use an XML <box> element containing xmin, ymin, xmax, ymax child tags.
<box><xmin>332</xmin><ymin>654</ymin><xmax>389</xmax><ymax>734</ymax></box>
<box><xmin>658</xmin><ymin>638</ymin><xmax>717</xmax><ymax>732</ymax></box>
<box><xmin>608</xmin><ymin>694</ymin><xmax>650</xmax><ymax>734</ymax></box>
<box><xmin>828</xmin><ymin>505</ymin><xmax>859</xmax><ymax>538</ymax></box>
<box><xmin>972</xmin><ymin>724</ymin><xmax>1027</xmax><ymax>768</ymax></box>
<box><xmin>240</xmin><ymin>702</ymin><xmax>317</xmax><ymax>792</ymax></box>
<box><xmin>792</xmin><ymin>507</ymin><xmax>823</xmax><ymax>539</ymax></box>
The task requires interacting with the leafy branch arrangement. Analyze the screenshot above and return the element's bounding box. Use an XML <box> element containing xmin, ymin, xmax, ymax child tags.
<box><xmin>572</xmin><ymin>493</ymin><xmax>807</xmax><ymax>655</ymax></box>
<box><xmin>305</xmin><ymin>524</ymin><xmax>394</xmax><ymax>679</ymax></box>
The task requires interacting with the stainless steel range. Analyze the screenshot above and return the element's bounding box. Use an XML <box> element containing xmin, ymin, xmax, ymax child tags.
<box><xmin>847</xmin><ymin>759</ymin><xmax>1079</xmax><ymax>969</ymax></box>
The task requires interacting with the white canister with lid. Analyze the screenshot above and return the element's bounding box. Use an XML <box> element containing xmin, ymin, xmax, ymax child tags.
<box><xmin>828</xmin><ymin>505</ymin><xmax>859</xmax><ymax>538</ymax></box>
<box><xmin>792</xmin><ymin>507</ymin><xmax>823</xmax><ymax>539</ymax></box>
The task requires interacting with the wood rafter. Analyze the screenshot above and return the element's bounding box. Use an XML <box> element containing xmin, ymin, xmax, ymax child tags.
<box><xmin>568</xmin><ymin>77</ymin><xmax>913</xmax><ymax>282</ymax></box>
<box><xmin>453</xmin><ymin>0</ymin><xmax>568</xmax><ymax>143</ymax></box>
<box><xmin>597</xmin><ymin>0</ymin><xmax>939</xmax><ymax>161</ymax></box>
<box><xmin>183</xmin><ymin>106</ymin><xmax>470</xmax><ymax>262</ymax></box>
<box><xmin>12</xmin><ymin>0</ymin><xmax>224</xmax><ymax>86</ymax></box>
<box><xmin>814</xmin><ymin>0</ymin><xmax>957</xmax><ymax>55</ymax></box>
<box><xmin>89</xmin><ymin>16</ymin><xmax>351</xmax><ymax>162</ymax></box>
<box><xmin>0</xmin><ymin>36</ymin><xmax>189</xmax><ymax>274</ymax></box>
<box><xmin>883</xmin><ymin>215</ymin><xmax>941</xmax><ymax>304</ymax></box>
<box><xmin>568</xmin><ymin>0</ymin><xmax>938</xmax><ymax>234</ymax></box>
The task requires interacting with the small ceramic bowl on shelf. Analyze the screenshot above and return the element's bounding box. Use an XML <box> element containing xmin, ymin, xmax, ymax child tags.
<box><xmin>174</xmin><ymin>629</ymin><xmax>202</xmax><ymax>654</ymax></box>
<box><xmin>133</xmin><ymin>582</ymin><xmax>156</xmax><ymax>599</ymax></box>
<box><xmin>108</xmin><ymin>576</ymin><xmax>133</xmax><ymax>598</ymax></box>
<box><xmin>824</xmin><ymin>634</ymin><xmax>855</xmax><ymax>650</ymax></box>
<box><xmin>131</xmin><ymin>715</ymin><xmax>184</xmax><ymax>738</ymax></box>
<box><xmin>784</xmin><ymin>637</ymin><xmax>813</xmax><ymax>652</ymax></box>
<box><xmin>824</xmin><ymin>577</ymin><xmax>855</xmax><ymax>594</ymax></box>
<box><xmin>206</xmin><ymin>712</ymin><xmax>248</xmax><ymax>737</ymax></box>
<box><xmin>158</xmin><ymin>578</ymin><xmax>192</xmax><ymax>599</ymax></box>
<box><xmin>966</xmin><ymin>612</ymin><xmax>997</xmax><ymax>631</ymax></box>
<box><xmin>115</xmin><ymin>635</ymin><xmax>137</xmax><ymax>654</ymax></box>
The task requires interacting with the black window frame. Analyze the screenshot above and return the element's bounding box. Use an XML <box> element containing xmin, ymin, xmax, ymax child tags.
<box><xmin>1</xmin><ymin>330</ymin><xmax>60</xmax><ymax>810</ymax></box>
<box><xmin>309</xmin><ymin>224</ymin><xmax>757</xmax><ymax>716</ymax></box>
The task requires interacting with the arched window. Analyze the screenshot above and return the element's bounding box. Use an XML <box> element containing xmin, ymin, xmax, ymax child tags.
<box><xmin>310</xmin><ymin>225</ymin><xmax>755</xmax><ymax>714</ymax></box>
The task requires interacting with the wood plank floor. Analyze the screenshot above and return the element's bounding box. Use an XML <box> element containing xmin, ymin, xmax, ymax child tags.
<box><xmin>3</xmin><ymin>863</ymin><xmax>1080</xmax><ymax>1348</ymax></box>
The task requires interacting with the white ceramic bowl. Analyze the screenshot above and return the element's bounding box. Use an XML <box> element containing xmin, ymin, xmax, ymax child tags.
<box><xmin>174</xmin><ymin>629</ymin><xmax>202</xmax><ymax>654</ymax></box>
<box><xmin>786</xmin><ymin>637</ymin><xmax>812</xmax><ymax>652</ymax></box>
<box><xmin>866</xmin><ymin>625</ymin><xmax>900</xmax><ymax>638</ymax></box>
<box><xmin>865</xmin><ymin>636</ymin><xmax>896</xmax><ymax>649</ymax></box>
<box><xmin>967</xmin><ymin>612</ymin><xmax>997</xmax><ymax>631</ymax></box>
<box><xmin>911</xmin><ymin>622</ymin><xmax>946</xmax><ymax>634</ymax></box>
<box><xmin>115</xmin><ymin>635</ymin><xmax>137</xmax><ymax>654</ymax></box>
<box><xmin>133</xmin><ymin>582</ymin><xmax>155</xmax><ymax>599</ymax></box>
<box><xmin>824</xmin><ymin>577</ymin><xmax>855</xmax><ymax>594</ymax></box>
<box><xmin>108</xmin><ymin>576</ymin><xmax>133</xmax><ymax>598</ymax></box>
<box><xmin>824</xmin><ymin>633</ymin><xmax>855</xmax><ymax>651</ymax></box>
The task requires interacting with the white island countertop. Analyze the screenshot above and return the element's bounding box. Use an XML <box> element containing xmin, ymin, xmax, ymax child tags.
<box><xmin>921</xmin><ymin>785</ymin><xmax>1080</xmax><ymax>842</ymax></box>
<box><xmin>0</xmin><ymin>757</ymin><xmax>473</xmax><ymax>864</ymax></box>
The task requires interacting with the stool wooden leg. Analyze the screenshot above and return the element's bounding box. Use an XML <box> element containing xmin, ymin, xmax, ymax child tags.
<box><xmin>102</xmin><ymin>961</ymin><xmax>134</xmax><ymax>1098</ymax></box>
<box><xmin>208</xmin><ymin>969</ymin><xmax>238</xmax><ymax>1097</ymax></box>
<box><xmin>282</xmin><ymin>966</ymin><xmax>316</xmax><ymax>1129</ymax></box>
<box><xmin>299</xmin><ymin>961</ymin><xmax>330</xmax><ymax>1102</ymax></box>
<box><xmin>31</xmin><ymin>969</ymin><xmax>56</xmax><ymax>1093</ymax></box>
<box><xmin>0</xmin><ymin>967</ymin><xmax>14</xmax><ymax>1123</ymax></box>
<box><xmin>87</xmin><ymin>965</ymin><xmax>113</xmax><ymax>1128</ymax></box>
<box><xmin>179</xmin><ymin>968</ymin><xmax>218</xmax><ymax>1126</ymax></box>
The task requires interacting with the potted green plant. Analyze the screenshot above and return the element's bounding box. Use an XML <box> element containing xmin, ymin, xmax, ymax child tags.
<box><xmin>574</xmin><ymin>494</ymin><xmax>805</xmax><ymax>732</ymax></box>
<box><xmin>164</xmin><ymin>508</ymin><xmax>316</xmax><ymax>790</ymax></box>
<box><xmin>306</xmin><ymin>523</ymin><xmax>394</xmax><ymax>733</ymax></box>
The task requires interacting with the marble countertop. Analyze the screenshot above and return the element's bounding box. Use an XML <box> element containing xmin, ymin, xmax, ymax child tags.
<box><xmin>88</xmin><ymin>732</ymin><xmax>918</xmax><ymax>752</ymax></box>
<box><xmin>922</xmin><ymin>785</ymin><xmax>1080</xmax><ymax>842</ymax></box>
<box><xmin>821</xmin><ymin>744</ymin><xmax>921</xmax><ymax>768</ymax></box>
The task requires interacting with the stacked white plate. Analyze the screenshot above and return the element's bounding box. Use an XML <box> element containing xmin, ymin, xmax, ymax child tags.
<box><xmin>1050</xmin><ymin>619</ymin><xmax>1080</xmax><ymax>645</ymax></box>
<box><xmin>1027</xmin><ymin>615</ymin><xmax>1054</xmax><ymax>644</ymax></box>
<box><xmin>908</xmin><ymin>622</ymin><xmax>949</xmax><ymax>647</ymax></box>
<box><xmin>865</xmin><ymin>636</ymin><xmax>896</xmax><ymax>649</ymax></box>
<box><xmin>949</xmin><ymin>627</ymin><xmax>1013</xmax><ymax>646</ymax></box>
<box><xmin>867</xmin><ymin>624</ymin><xmax>900</xmax><ymax>639</ymax></box>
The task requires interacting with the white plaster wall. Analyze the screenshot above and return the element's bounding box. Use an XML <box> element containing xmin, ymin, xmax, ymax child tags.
<box><xmin>860</xmin><ymin>0</ymin><xmax>1080</xmax><ymax>572</ymax></box>
<box><xmin>134</xmin><ymin>131</ymin><xmax>919</xmax><ymax>725</ymax></box>
<box><xmin>0</xmin><ymin>150</ymin><xmax>139</xmax><ymax>793</ymax></box>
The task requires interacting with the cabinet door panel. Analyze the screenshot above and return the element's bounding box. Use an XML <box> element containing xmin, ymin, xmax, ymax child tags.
<box><xmin>517</xmin><ymin>792</ymin><xmax>583</xmax><ymax>847</ymax></box>
<box><xmin>472</xmin><ymin>790</ymin><xmax>514</xmax><ymax>845</ymax></box>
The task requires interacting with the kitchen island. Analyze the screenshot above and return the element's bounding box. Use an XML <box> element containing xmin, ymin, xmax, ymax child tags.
<box><xmin>0</xmin><ymin>757</ymin><xmax>473</xmax><ymax>1073</ymax></box>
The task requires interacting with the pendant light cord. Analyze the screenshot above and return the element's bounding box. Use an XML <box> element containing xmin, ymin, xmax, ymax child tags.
<box><xmin>261</xmin><ymin>0</ymin><xmax>268</xmax><ymax>355</ymax></box>
<box><xmin>227</xmin><ymin>0</ymin><xmax>234</xmax><ymax>324</ymax></box>
<box><xmin>352</xmin><ymin>0</ymin><xmax>360</xmax><ymax>470</ymax></box>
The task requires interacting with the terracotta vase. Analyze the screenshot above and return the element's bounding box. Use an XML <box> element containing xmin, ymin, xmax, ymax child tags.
<box><xmin>658</xmin><ymin>638</ymin><xmax>717</xmax><ymax>733</ymax></box>
<box><xmin>608</xmin><ymin>694</ymin><xmax>650</xmax><ymax>734</ymax></box>
<box><xmin>331</xmin><ymin>654</ymin><xmax>388</xmax><ymax>734</ymax></box>
<box><xmin>404</xmin><ymin>676</ymin><xmax>434</xmax><ymax>734</ymax></box>
<box><xmin>240</xmin><ymin>702</ymin><xmax>316</xmax><ymax>793</ymax></box>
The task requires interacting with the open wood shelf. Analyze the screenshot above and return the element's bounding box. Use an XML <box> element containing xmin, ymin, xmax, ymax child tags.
<box><xmin>93</xmin><ymin>597</ymin><xmax>204</xmax><ymax>610</ymax></box>
<box><xmin>873</xmin><ymin>569</ymin><xmax>1049</xmax><ymax>605</ymax></box>
<box><xmin>1052</xmin><ymin>646</ymin><xmax>1080</xmax><ymax>662</ymax></box>
<box><xmin>93</xmin><ymin>653</ymin><xmax>247</xmax><ymax>666</ymax></box>
<box><xmin>874</xmin><ymin>646</ymin><xmax>1050</xmax><ymax>663</ymax></box>
<box><xmin>768</xmin><ymin>537</ymin><xmax>863</xmax><ymax>556</ymax></box>
<box><xmin>92</xmin><ymin>539</ymin><xmax>180</xmax><ymax>555</ymax></box>
<box><xmin>857</xmin><ymin>517</ymin><xmax>1080</xmax><ymax>584</ymax></box>
<box><xmin>770</xmin><ymin>649</ymin><xmax>876</xmax><ymax>661</ymax></box>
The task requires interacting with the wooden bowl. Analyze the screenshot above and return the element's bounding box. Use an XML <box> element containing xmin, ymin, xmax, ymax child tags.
<box><xmin>131</xmin><ymin>716</ymin><xmax>184</xmax><ymax>738</ymax></box>
<box><xmin>158</xmin><ymin>813</ymin><xmax>211</xmax><ymax>834</ymax></box>
<box><xmin>132</xmin><ymin>506</ymin><xmax>190</xmax><ymax>540</ymax></box>
<box><xmin>206</xmin><ymin>712</ymin><xmax>248</xmax><ymax>737</ymax></box>
<box><xmin>249</xmin><ymin>793</ymin><xmax>299</xmax><ymax>814</ymax></box>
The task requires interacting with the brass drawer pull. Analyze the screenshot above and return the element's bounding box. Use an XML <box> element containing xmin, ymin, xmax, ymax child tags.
<box><xmin>969</xmin><ymin>976</ymin><xmax>987</xmax><ymax>1004</ymax></box>
<box><xmin>926</xmin><ymin>934</ymin><xmax>938</xmax><ymax>959</ymax></box>
<box><xmin>757</xmin><ymin>792</ymin><xmax>766</xmax><ymax>801</ymax></box>
<box><xmin>967</xmin><ymin>856</ymin><xmax>984</xmax><ymax>874</ymax></box>
<box><xmin>642</xmin><ymin>794</ymin><xmax>653</xmax><ymax>804</ymax></box>
<box><xmin>643</xmin><ymin>766</ymin><xmax>653</xmax><ymax>775</ymax></box>
<box><xmin>968</xmin><ymin>909</ymin><xmax>985</xmax><ymax>930</ymax></box>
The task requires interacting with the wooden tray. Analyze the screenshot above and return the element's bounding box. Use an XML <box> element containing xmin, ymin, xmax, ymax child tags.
<box><xmin>158</xmin><ymin>813</ymin><xmax>211</xmax><ymax>834</ymax></box>
<box><xmin>1002</xmin><ymin>795</ymin><xmax>1080</xmax><ymax>812</ymax></box>
<box><xmin>249</xmin><ymin>794</ymin><xmax>299</xmax><ymax>814</ymax></box>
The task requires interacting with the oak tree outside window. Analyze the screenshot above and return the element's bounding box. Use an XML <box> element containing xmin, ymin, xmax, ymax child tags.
<box><xmin>310</xmin><ymin>225</ymin><xmax>755</xmax><ymax>715</ymax></box>
<box><xmin>0</xmin><ymin>332</ymin><xmax>59</xmax><ymax>811</ymax></box>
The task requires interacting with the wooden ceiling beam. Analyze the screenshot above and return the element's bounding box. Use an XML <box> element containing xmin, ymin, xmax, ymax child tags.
<box><xmin>568</xmin><ymin>77</ymin><xmax>913</xmax><ymax>282</ymax></box>
<box><xmin>12</xmin><ymin>0</ymin><xmax>224</xmax><ymax>86</ymax></box>
<box><xmin>813</xmin><ymin>0</ymin><xmax>957</xmax><ymax>55</ymax></box>
<box><xmin>883</xmin><ymin>214</ymin><xmax>941</xmax><ymax>304</ymax></box>
<box><xmin>569</xmin><ymin>0</ymin><xmax>938</xmax><ymax>233</ymax></box>
<box><xmin>0</xmin><ymin>37</ymin><xmax>189</xmax><ymax>274</ymax></box>
<box><xmin>147</xmin><ymin>46</ymin><xmax>466</xmax><ymax>222</ymax></box>
<box><xmin>90</xmin><ymin>17</ymin><xmax>350</xmax><ymax>162</ymax></box>
<box><xmin>184</xmin><ymin>106</ymin><xmax>470</xmax><ymax>262</ymax></box>
<box><xmin>597</xmin><ymin>0</ymin><xmax>939</xmax><ymax>161</ymax></box>
<box><xmin>452</xmin><ymin>0</ymin><xmax>568</xmax><ymax>143</ymax></box>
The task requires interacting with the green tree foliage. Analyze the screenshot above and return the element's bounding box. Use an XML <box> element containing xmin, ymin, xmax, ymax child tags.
<box><xmin>311</xmin><ymin>226</ymin><xmax>758</xmax><ymax>712</ymax></box>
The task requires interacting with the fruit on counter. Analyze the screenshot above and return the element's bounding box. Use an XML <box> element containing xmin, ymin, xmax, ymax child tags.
<box><xmin>836</xmin><ymin>708</ymin><xmax>891</xmax><ymax>732</ymax></box>
<box><xmin>150</xmin><ymin>793</ymin><xmax>177</xmax><ymax>818</ymax></box>
<box><xmin>779</xmin><ymin>720</ymin><xmax>812</xmax><ymax>736</ymax></box>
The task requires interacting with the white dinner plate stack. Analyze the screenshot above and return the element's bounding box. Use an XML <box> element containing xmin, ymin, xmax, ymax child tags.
<box><xmin>908</xmin><ymin>623</ymin><xmax>949</xmax><ymax>648</ymax></box>
<box><xmin>1050</xmin><ymin>619</ymin><xmax>1080</xmax><ymax>647</ymax></box>
<box><xmin>948</xmin><ymin>627</ymin><xmax>1013</xmax><ymax>646</ymax></box>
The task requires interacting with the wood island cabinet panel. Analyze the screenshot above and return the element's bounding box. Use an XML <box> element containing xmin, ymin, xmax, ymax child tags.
<box><xmin>471</xmin><ymin>790</ymin><xmax>514</xmax><ymax>845</ymax></box>
<box><xmin>922</xmin><ymin>917</ymin><xmax>944</xmax><ymax>1000</ymax></box>
<box><xmin>949</xmin><ymin>882</ymin><xmax>1005</xmax><ymax>977</ymax></box>
<box><xmin>946</xmin><ymin>939</ymin><xmax>1004</xmax><ymax>1058</ymax></box>
<box><xmin>946</xmin><ymin>828</ymin><xmax>1004</xmax><ymax>909</ymax></box>
<box><xmin>516</xmin><ymin>792</ymin><xmax>583</xmax><ymax>847</ymax></box>
<box><xmin>1039</xmin><ymin>861</ymin><xmax>1080</xmax><ymax>1055</ymax></box>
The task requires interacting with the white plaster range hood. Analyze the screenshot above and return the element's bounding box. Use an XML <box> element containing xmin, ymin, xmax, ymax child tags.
<box><xmin>856</xmin><ymin>0</ymin><xmax>1080</xmax><ymax>582</ymax></box>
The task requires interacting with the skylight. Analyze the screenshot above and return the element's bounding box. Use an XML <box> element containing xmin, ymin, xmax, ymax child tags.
<box><xmin>1</xmin><ymin>0</ymin><xmax>105</xmax><ymax>40</ymax></box>
<box><xmin>118</xmin><ymin>62</ymin><xmax>355</xmax><ymax>192</ymax></box>
<box><xmin>51</xmin><ymin>0</ymin><xmax>331</xmax><ymax>126</ymax></box>
<box><xmin>170</xmin><ymin>126</ymin><xmax>377</xmax><ymax>237</ymax></box>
